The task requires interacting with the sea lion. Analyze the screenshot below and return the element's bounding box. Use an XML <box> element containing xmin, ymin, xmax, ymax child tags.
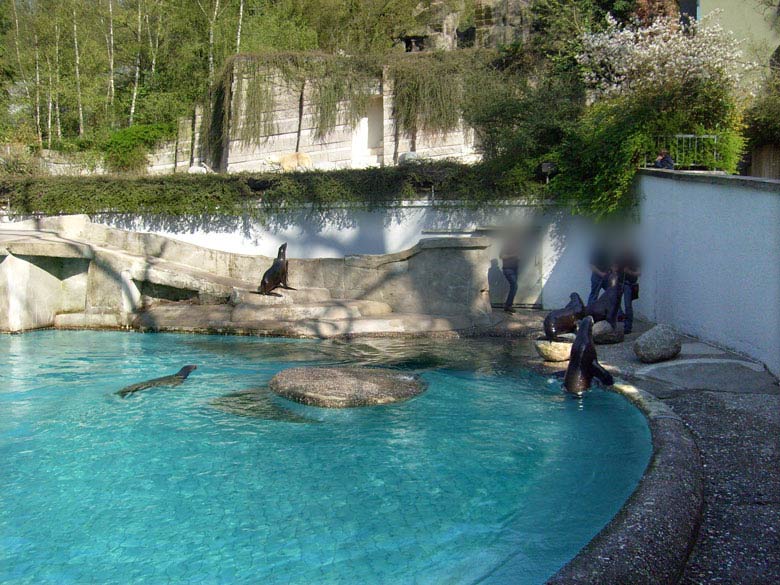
<box><xmin>259</xmin><ymin>243</ymin><xmax>296</xmax><ymax>296</ymax></box>
<box><xmin>563</xmin><ymin>316</ymin><xmax>614</xmax><ymax>395</ymax></box>
<box><xmin>543</xmin><ymin>292</ymin><xmax>586</xmax><ymax>340</ymax></box>
<box><xmin>586</xmin><ymin>270</ymin><xmax>622</xmax><ymax>329</ymax></box>
<box><xmin>116</xmin><ymin>365</ymin><xmax>197</xmax><ymax>397</ymax></box>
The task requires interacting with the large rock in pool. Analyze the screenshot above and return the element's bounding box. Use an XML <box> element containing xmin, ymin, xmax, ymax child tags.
<box><xmin>634</xmin><ymin>324</ymin><xmax>682</xmax><ymax>363</ymax></box>
<box><xmin>269</xmin><ymin>367</ymin><xmax>427</xmax><ymax>408</ymax></box>
<box><xmin>534</xmin><ymin>333</ymin><xmax>576</xmax><ymax>362</ymax></box>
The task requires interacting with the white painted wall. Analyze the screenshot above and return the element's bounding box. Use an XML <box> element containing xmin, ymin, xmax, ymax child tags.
<box><xmin>636</xmin><ymin>171</ymin><xmax>780</xmax><ymax>376</ymax></box>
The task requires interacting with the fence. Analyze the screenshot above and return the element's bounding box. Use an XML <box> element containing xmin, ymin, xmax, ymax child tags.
<box><xmin>643</xmin><ymin>134</ymin><xmax>723</xmax><ymax>170</ymax></box>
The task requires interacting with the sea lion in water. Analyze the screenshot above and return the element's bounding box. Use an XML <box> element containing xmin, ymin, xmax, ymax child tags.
<box><xmin>563</xmin><ymin>316</ymin><xmax>614</xmax><ymax>395</ymax></box>
<box><xmin>586</xmin><ymin>271</ymin><xmax>622</xmax><ymax>329</ymax></box>
<box><xmin>544</xmin><ymin>292</ymin><xmax>586</xmax><ymax>340</ymax></box>
<box><xmin>116</xmin><ymin>365</ymin><xmax>197</xmax><ymax>397</ymax></box>
<box><xmin>259</xmin><ymin>243</ymin><xmax>296</xmax><ymax>296</ymax></box>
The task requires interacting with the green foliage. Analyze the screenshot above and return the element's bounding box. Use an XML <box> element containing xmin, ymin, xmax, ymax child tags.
<box><xmin>553</xmin><ymin>80</ymin><xmax>744</xmax><ymax>217</ymax></box>
<box><xmin>101</xmin><ymin>123</ymin><xmax>176</xmax><ymax>173</ymax></box>
<box><xmin>0</xmin><ymin>161</ymin><xmax>515</xmax><ymax>218</ymax></box>
<box><xmin>745</xmin><ymin>77</ymin><xmax>780</xmax><ymax>148</ymax></box>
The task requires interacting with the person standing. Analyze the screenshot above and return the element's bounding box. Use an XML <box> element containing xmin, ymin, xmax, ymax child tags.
<box><xmin>588</xmin><ymin>245</ymin><xmax>611</xmax><ymax>306</ymax></box>
<box><xmin>618</xmin><ymin>249</ymin><xmax>641</xmax><ymax>335</ymax></box>
<box><xmin>500</xmin><ymin>239</ymin><xmax>521</xmax><ymax>313</ymax></box>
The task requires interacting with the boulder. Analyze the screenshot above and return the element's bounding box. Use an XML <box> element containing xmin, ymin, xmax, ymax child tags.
<box><xmin>535</xmin><ymin>333</ymin><xmax>576</xmax><ymax>362</ymax></box>
<box><xmin>634</xmin><ymin>325</ymin><xmax>682</xmax><ymax>363</ymax></box>
<box><xmin>268</xmin><ymin>367</ymin><xmax>427</xmax><ymax>408</ymax></box>
<box><xmin>592</xmin><ymin>320</ymin><xmax>625</xmax><ymax>344</ymax></box>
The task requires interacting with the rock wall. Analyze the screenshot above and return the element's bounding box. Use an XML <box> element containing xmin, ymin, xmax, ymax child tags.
<box><xmin>0</xmin><ymin>216</ymin><xmax>493</xmax><ymax>332</ymax></box>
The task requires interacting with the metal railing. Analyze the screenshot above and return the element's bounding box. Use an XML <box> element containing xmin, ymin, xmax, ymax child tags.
<box><xmin>643</xmin><ymin>134</ymin><xmax>723</xmax><ymax>171</ymax></box>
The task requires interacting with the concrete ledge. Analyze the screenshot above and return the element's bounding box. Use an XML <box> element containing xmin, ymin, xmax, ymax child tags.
<box><xmin>639</xmin><ymin>168</ymin><xmax>780</xmax><ymax>193</ymax></box>
<box><xmin>548</xmin><ymin>381</ymin><xmax>703</xmax><ymax>585</ymax></box>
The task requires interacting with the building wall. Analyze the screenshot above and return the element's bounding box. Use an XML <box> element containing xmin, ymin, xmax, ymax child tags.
<box><xmin>700</xmin><ymin>1</ymin><xmax>780</xmax><ymax>68</ymax></box>
<box><xmin>635</xmin><ymin>169</ymin><xmax>780</xmax><ymax>376</ymax></box>
<box><xmin>222</xmin><ymin>69</ymin><xmax>478</xmax><ymax>173</ymax></box>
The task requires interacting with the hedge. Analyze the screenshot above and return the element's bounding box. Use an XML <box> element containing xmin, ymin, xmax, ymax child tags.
<box><xmin>0</xmin><ymin>161</ymin><xmax>528</xmax><ymax>218</ymax></box>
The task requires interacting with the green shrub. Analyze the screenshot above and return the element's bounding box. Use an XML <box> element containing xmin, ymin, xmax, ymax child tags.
<box><xmin>745</xmin><ymin>77</ymin><xmax>780</xmax><ymax>148</ymax></box>
<box><xmin>101</xmin><ymin>123</ymin><xmax>177</xmax><ymax>173</ymax></box>
<box><xmin>0</xmin><ymin>161</ymin><xmax>515</xmax><ymax>218</ymax></box>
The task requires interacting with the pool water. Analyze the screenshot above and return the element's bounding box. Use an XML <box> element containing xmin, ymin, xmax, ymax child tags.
<box><xmin>0</xmin><ymin>331</ymin><xmax>651</xmax><ymax>584</ymax></box>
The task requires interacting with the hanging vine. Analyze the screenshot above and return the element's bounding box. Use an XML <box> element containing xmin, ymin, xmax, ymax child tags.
<box><xmin>204</xmin><ymin>49</ymin><xmax>495</xmax><ymax>161</ymax></box>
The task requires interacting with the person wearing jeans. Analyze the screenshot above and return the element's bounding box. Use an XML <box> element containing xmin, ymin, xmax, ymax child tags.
<box><xmin>617</xmin><ymin>250</ymin><xmax>641</xmax><ymax>334</ymax></box>
<box><xmin>500</xmin><ymin>239</ymin><xmax>521</xmax><ymax>313</ymax></box>
<box><xmin>588</xmin><ymin>246</ymin><xmax>611</xmax><ymax>306</ymax></box>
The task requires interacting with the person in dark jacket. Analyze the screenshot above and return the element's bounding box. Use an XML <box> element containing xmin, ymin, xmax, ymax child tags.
<box><xmin>653</xmin><ymin>149</ymin><xmax>675</xmax><ymax>170</ymax></box>
<box><xmin>588</xmin><ymin>245</ymin><xmax>611</xmax><ymax>306</ymax></box>
<box><xmin>617</xmin><ymin>249</ymin><xmax>641</xmax><ymax>335</ymax></box>
<box><xmin>500</xmin><ymin>239</ymin><xmax>522</xmax><ymax>313</ymax></box>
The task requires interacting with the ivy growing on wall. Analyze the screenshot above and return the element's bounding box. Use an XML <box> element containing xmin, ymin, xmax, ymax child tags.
<box><xmin>0</xmin><ymin>161</ymin><xmax>524</xmax><ymax>219</ymax></box>
<box><xmin>205</xmin><ymin>50</ymin><xmax>495</xmax><ymax>165</ymax></box>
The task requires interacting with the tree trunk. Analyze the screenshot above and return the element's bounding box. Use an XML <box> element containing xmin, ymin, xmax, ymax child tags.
<box><xmin>54</xmin><ymin>24</ymin><xmax>62</xmax><ymax>139</ymax></box>
<box><xmin>146</xmin><ymin>2</ymin><xmax>161</xmax><ymax>80</ymax></box>
<box><xmin>72</xmin><ymin>7</ymin><xmax>85</xmax><ymax>137</ymax></box>
<box><xmin>235</xmin><ymin>0</ymin><xmax>244</xmax><ymax>54</ymax></box>
<box><xmin>46</xmin><ymin>57</ymin><xmax>53</xmax><ymax>149</ymax></box>
<box><xmin>207</xmin><ymin>0</ymin><xmax>221</xmax><ymax>84</ymax></box>
<box><xmin>10</xmin><ymin>0</ymin><xmax>32</xmax><ymax>109</ymax></box>
<box><xmin>107</xmin><ymin>0</ymin><xmax>116</xmax><ymax>121</ymax></box>
<box><xmin>34</xmin><ymin>37</ymin><xmax>43</xmax><ymax>147</ymax></box>
<box><xmin>129</xmin><ymin>0</ymin><xmax>143</xmax><ymax>125</ymax></box>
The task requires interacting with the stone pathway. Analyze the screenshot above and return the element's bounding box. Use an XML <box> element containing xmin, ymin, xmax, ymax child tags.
<box><xmin>508</xmin><ymin>311</ymin><xmax>780</xmax><ymax>584</ymax></box>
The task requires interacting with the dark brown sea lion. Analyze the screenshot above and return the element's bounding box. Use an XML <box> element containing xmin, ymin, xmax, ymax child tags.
<box><xmin>586</xmin><ymin>271</ymin><xmax>622</xmax><ymax>329</ymax></box>
<box><xmin>259</xmin><ymin>243</ymin><xmax>296</xmax><ymax>296</ymax></box>
<box><xmin>116</xmin><ymin>365</ymin><xmax>197</xmax><ymax>397</ymax></box>
<box><xmin>563</xmin><ymin>317</ymin><xmax>614</xmax><ymax>395</ymax></box>
<box><xmin>544</xmin><ymin>292</ymin><xmax>586</xmax><ymax>340</ymax></box>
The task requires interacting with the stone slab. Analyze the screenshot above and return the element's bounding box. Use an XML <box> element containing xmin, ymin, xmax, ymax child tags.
<box><xmin>269</xmin><ymin>366</ymin><xmax>427</xmax><ymax>407</ymax></box>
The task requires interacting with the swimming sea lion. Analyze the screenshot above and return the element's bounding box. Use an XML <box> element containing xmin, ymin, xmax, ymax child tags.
<box><xmin>543</xmin><ymin>292</ymin><xmax>586</xmax><ymax>340</ymax></box>
<box><xmin>563</xmin><ymin>316</ymin><xmax>614</xmax><ymax>395</ymax></box>
<box><xmin>586</xmin><ymin>271</ymin><xmax>622</xmax><ymax>329</ymax></box>
<box><xmin>259</xmin><ymin>243</ymin><xmax>296</xmax><ymax>296</ymax></box>
<box><xmin>116</xmin><ymin>365</ymin><xmax>197</xmax><ymax>397</ymax></box>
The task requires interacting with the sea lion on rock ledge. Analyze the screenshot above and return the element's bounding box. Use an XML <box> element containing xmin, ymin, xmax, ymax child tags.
<box><xmin>259</xmin><ymin>243</ymin><xmax>296</xmax><ymax>296</ymax></box>
<box><xmin>116</xmin><ymin>365</ymin><xmax>197</xmax><ymax>397</ymax></box>
<box><xmin>586</xmin><ymin>270</ymin><xmax>622</xmax><ymax>329</ymax></box>
<box><xmin>544</xmin><ymin>292</ymin><xmax>586</xmax><ymax>340</ymax></box>
<box><xmin>563</xmin><ymin>317</ymin><xmax>614</xmax><ymax>396</ymax></box>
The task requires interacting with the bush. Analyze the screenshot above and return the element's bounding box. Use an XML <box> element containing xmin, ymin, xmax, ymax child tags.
<box><xmin>745</xmin><ymin>77</ymin><xmax>780</xmax><ymax>148</ymax></box>
<box><xmin>101</xmin><ymin>123</ymin><xmax>176</xmax><ymax>173</ymax></box>
<box><xmin>0</xmin><ymin>161</ymin><xmax>515</xmax><ymax>218</ymax></box>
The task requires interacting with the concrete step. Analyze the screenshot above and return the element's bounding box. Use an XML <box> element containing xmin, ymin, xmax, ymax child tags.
<box><xmin>229</xmin><ymin>287</ymin><xmax>332</xmax><ymax>306</ymax></box>
<box><xmin>133</xmin><ymin>305</ymin><xmax>492</xmax><ymax>337</ymax></box>
<box><xmin>232</xmin><ymin>300</ymin><xmax>392</xmax><ymax>321</ymax></box>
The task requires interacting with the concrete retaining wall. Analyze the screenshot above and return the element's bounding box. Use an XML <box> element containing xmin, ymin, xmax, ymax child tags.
<box><xmin>90</xmin><ymin>204</ymin><xmax>595</xmax><ymax>311</ymax></box>
<box><xmin>636</xmin><ymin>170</ymin><xmax>780</xmax><ymax>376</ymax></box>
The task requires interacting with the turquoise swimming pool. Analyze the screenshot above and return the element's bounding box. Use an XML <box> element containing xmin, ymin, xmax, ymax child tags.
<box><xmin>0</xmin><ymin>331</ymin><xmax>651</xmax><ymax>584</ymax></box>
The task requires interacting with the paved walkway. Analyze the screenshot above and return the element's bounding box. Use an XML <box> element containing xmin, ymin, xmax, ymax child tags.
<box><xmin>507</xmin><ymin>311</ymin><xmax>780</xmax><ymax>584</ymax></box>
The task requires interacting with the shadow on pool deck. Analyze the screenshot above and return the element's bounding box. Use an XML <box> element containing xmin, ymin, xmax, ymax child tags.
<box><xmin>506</xmin><ymin>309</ymin><xmax>780</xmax><ymax>584</ymax></box>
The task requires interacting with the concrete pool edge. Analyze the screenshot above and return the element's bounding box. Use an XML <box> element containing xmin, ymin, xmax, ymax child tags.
<box><xmin>547</xmin><ymin>380</ymin><xmax>703</xmax><ymax>585</ymax></box>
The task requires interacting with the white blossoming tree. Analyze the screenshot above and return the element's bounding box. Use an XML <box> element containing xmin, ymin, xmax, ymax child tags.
<box><xmin>576</xmin><ymin>14</ymin><xmax>752</xmax><ymax>98</ymax></box>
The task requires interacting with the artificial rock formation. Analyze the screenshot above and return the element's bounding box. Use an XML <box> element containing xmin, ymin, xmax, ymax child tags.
<box><xmin>269</xmin><ymin>367</ymin><xmax>427</xmax><ymax>408</ymax></box>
